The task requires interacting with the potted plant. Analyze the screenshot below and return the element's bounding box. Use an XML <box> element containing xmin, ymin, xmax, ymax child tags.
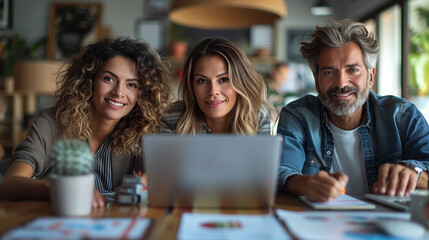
<box><xmin>1</xmin><ymin>34</ymin><xmax>46</xmax><ymax>93</ymax></box>
<box><xmin>170</xmin><ymin>22</ymin><xmax>189</xmax><ymax>59</ymax></box>
<box><xmin>49</xmin><ymin>140</ymin><xmax>94</xmax><ymax>216</ymax></box>
<box><xmin>410</xmin><ymin>7</ymin><xmax>429</xmax><ymax>96</ymax></box>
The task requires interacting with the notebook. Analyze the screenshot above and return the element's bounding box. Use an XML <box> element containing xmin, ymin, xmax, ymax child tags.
<box><xmin>365</xmin><ymin>193</ymin><xmax>411</xmax><ymax>211</ymax></box>
<box><xmin>143</xmin><ymin>135</ymin><xmax>283</xmax><ymax>208</ymax></box>
<box><xmin>299</xmin><ymin>194</ymin><xmax>376</xmax><ymax>210</ymax></box>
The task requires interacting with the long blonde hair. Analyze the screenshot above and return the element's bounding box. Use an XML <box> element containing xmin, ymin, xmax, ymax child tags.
<box><xmin>55</xmin><ymin>38</ymin><xmax>172</xmax><ymax>156</ymax></box>
<box><xmin>176</xmin><ymin>37</ymin><xmax>271</xmax><ymax>135</ymax></box>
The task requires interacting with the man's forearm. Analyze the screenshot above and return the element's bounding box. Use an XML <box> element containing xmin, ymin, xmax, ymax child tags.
<box><xmin>284</xmin><ymin>174</ymin><xmax>309</xmax><ymax>196</ymax></box>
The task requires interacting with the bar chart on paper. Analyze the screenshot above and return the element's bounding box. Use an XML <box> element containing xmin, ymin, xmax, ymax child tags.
<box><xmin>177</xmin><ymin>213</ymin><xmax>290</xmax><ymax>240</ymax></box>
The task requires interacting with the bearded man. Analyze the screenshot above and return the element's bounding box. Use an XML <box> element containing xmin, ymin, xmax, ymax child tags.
<box><xmin>277</xmin><ymin>19</ymin><xmax>429</xmax><ymax>202</ymax></box>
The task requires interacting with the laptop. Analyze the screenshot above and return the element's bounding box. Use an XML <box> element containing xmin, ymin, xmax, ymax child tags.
<box><xmin>143</xmin><ymin>135</ymin><xmax>283</xmax><ymax>209</ymax></box>
<box><xmin>365</xmin><ymin>193</ymin><xmax>411</xmax><ymax>211</ymax></box>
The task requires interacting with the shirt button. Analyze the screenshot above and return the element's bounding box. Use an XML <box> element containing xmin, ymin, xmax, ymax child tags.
<box><xmin>311</xmin><ymin>160</ymin><xmax>315</xmax><ymax>164</ymax></box>
<box><xmin>326</xmin><ymin>151</ymin><xmax>331</xmax><ymax>155</ymax></box>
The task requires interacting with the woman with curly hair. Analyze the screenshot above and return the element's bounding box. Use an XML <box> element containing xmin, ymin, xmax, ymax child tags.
<box><xmin>163</xmin><ymin>37</ymin><xmax>273</xmax><ymax>134</ymax></box>
<box><xmin>0</xmin><ymin>38</ymin><xmax>172</xmax><ymax>206</ymax></box>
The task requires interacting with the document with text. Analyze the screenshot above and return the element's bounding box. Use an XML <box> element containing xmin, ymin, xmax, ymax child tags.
<box><xmin>276</xmin><ymin>209</ymin><xmax>410</xmax><ymax>240</ymax></box>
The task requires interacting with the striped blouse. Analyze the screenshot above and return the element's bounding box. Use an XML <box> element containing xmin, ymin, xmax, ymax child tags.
<box><xmin>93</xmin><ymin>137</ymin><xmax>113</xmax><ymax>194</ymax></box>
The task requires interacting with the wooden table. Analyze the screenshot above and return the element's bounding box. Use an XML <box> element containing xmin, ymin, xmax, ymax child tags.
<box><xmin>0</xmin><ymin>195</ymin><xmax>304</xmax><ymax>239</ymax></box>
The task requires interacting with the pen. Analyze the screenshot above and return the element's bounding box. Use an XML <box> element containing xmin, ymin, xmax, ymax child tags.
<box><xmin>311</xmin><ymin>149</ymin><xmax>346</xmax><ymax>195</ymax></box>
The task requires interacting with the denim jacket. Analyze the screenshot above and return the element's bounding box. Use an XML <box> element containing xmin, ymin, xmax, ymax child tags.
<box><xmin>277</xmin><ymin>92</ymin><xmax>429</xmax><ymax>193</ymax></box>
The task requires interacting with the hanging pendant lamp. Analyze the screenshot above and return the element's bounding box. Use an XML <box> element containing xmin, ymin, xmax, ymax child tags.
<box><xmin>168</xmin><ymin>0</ymin><xmax>287</xmax><ymax>29</ymax></box>
<box><xmin>311</xmin><ymin>0</ymin><xmax>332</xmax><ymax>16</ymax></box>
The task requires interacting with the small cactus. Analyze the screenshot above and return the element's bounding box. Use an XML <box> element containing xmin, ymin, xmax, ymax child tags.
<box><xmin>49</xmin><ymin>140</ymin><xmax>94</xmax><ymax>175</ymax></box>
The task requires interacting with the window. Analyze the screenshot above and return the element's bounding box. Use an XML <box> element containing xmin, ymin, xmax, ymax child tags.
<box><xmin>361</xmin><ymin>0</ymin><xmax>429</xmax><ymax>122</ymax></box>
<box><xmin>378</xmin><ymin>5</ymin><xmax>402</xmax><ymax>97</ymax></box>
<box><xmin>408</xmin><ymin>0</ymin><xmax>429</xmax><ymax>121</ymax></box>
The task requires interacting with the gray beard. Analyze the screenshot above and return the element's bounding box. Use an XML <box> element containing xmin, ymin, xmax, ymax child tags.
<box><xmin>319</xmin><ymin>83</ymin><xmax>369</xmax><ymax>116</ymax></box>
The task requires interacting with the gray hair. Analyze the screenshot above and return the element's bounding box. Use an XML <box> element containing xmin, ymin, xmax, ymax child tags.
<box><xmin>300</xmin><ymin>19</ymin><xmax>379</xmax><ymax>75</ymax></box>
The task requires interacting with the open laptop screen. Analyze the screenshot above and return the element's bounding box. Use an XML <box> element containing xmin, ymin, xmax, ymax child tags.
<box><xmin>143</xmin><ymin>135</ymin><xmax>283</xmax><ymax>209</ymax></box>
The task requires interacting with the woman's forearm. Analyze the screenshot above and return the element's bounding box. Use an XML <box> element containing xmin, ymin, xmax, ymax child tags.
<box><xmin>0</xmin><ymin>175</ymin><xmax>50</xmax><ymax>201</ymax></box>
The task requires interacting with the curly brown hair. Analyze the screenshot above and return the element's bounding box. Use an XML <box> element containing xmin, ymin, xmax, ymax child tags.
<box><xmin>55</xmin><ymin>38</ymin><xmax>172</xmax><ymax>156</ymax></box>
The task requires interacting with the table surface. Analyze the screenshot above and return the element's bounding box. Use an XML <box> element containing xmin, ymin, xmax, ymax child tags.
<box><xmin>0</xmin><ymin>195</ymin><xmax>397</xmax><ymax>240</ymax></box>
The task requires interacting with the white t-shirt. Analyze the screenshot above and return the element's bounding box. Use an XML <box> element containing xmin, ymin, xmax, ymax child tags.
<box><xmin>328</xmin><ymin>120</ymin><xmax>369</xmax><ymax>194</ymax></box>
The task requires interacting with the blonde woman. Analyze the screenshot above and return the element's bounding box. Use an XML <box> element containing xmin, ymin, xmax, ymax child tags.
<box><xmin>163</xmin><ymin>37</ymin><xmax>272</xmax><ymax>134</ymax></box>
<box><xmin>0</xmin><ymin>38</ymin><xmax>171</xmax><ymax>206</ymax></box>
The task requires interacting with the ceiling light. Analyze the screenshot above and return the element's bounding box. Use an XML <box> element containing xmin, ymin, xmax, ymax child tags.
<box><xmin>311</xmin><ymin>0</ymin><xmax>332</xmax><ymax>16</ymax></box>
<box><xmin>169</xmin><ymin>0</ymin><xmax>287</xmax><ymax>29</ymax></box>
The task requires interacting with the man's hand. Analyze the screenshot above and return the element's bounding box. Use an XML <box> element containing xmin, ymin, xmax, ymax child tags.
<box><xmin>372</xmin><ymin>163</ymin><xmax>418</xmax><ymax>196</ymax></box>
<box><xmin>286</xmin><ymin>171</ymin><xmax>348</xmax><ymax>202</ymax></box>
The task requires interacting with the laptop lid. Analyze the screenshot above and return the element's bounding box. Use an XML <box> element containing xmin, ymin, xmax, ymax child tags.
<box><xmin>365</xmin><ymin>193</ymin><xmax>411</xmax><ymax>211</ymax></box>
<box><xmin>143</xmin><ymin>135</ymin><xmax>282</xmax><ymax>209</ymax></box>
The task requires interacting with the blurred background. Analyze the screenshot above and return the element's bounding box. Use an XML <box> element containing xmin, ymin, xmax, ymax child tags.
<box><xmin>0</xmin><ymin>0</ymin><xmax>427</xmax><ymax>158</ymax></box>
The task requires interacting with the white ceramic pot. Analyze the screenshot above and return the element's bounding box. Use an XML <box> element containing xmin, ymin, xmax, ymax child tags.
<box><xmin>50</xmin><ymin>174</ymin><xmax>94</xmax><ymax>216</ymax></box>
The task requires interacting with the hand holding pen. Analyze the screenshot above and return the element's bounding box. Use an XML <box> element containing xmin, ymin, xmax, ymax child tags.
<box><xmin>282</xmin><ymin>149</ymin><xmax>349</xmax><ymax>202</ymax></box>
<box><xmin>303</xmin><ymin>149</ymin><xmax>348</xmax><ymax>202</ymax></box>
<box><xmin>312</xmin><ymin>150</ymin><xmax>347</xmax><ymax>195</ymax></box>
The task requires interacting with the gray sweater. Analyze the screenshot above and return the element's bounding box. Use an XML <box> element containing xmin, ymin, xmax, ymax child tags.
<box><xmin>11</xmin><ymin>107</ymin><xmax>142</xmax><ymax>188</ymax></box>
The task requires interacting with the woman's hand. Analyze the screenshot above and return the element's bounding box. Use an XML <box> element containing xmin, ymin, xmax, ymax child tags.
<box><xmin>92</xmin><ymin>188</ymin><xmax>105</xmax><ymax>208</ymax></box>
<box><xmin>141</xmin><ymin>173</ymin><xmax>147</xmax><ymax>186</ymax></box>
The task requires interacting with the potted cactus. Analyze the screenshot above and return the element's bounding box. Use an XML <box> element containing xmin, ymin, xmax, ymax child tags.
<box><xmin>49</xmin><ymin>140</ymin><xmax>94</xmax><ymax>216</ymax></box>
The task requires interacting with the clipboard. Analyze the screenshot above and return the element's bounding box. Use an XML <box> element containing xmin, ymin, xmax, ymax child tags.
<box><xmin>299</xmin><ymin>194</ymin><xmax>376</xmax><ymax>210</ymax></box>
